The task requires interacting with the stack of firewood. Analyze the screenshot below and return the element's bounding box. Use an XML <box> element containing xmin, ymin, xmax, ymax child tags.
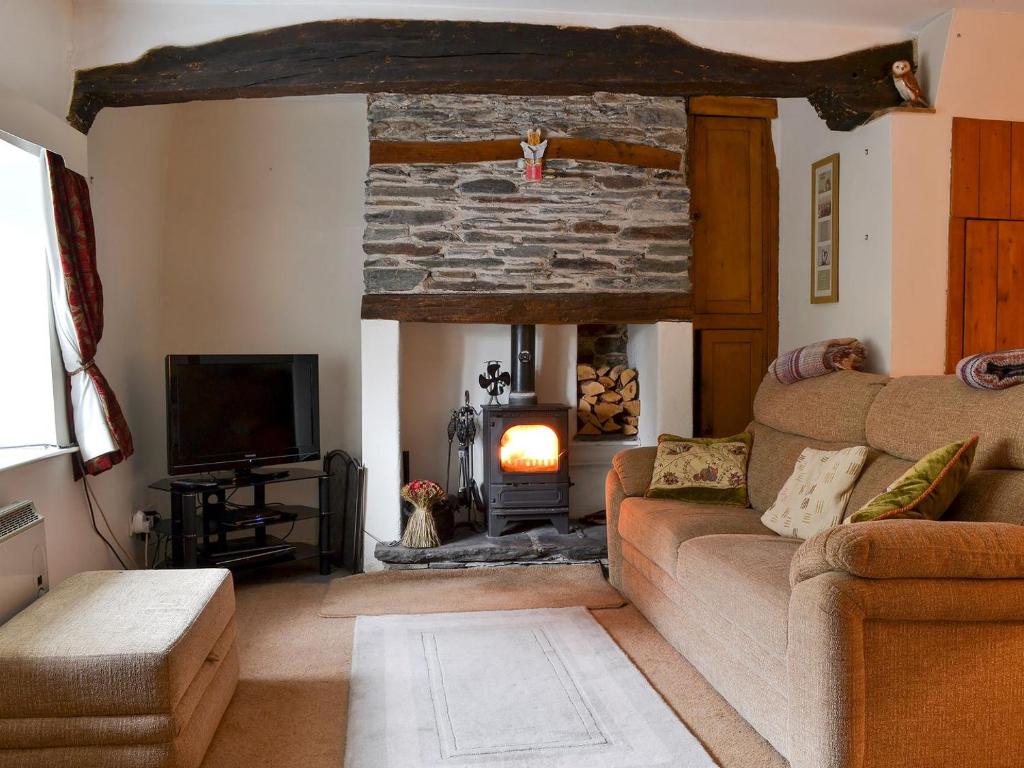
<box><xmin>576</xmin><ymin>364</ymin><xmax>639</xmax><ymax>437</ymax></box>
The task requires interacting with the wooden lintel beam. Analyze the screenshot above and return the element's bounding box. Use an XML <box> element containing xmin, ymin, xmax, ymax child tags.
<box><xmin>369</xmin><ymin>138</ymin><xmax>682</xmax><ymax>170</ymax></box>
<box><xmin>688</xmin><ymin>96</ymin><xmax>778</xmax><ymax>119</ymax></box>
<box><xmin>360</xmin><ymin>292</ymin><xmax>694</xmax><ymax>324</ymax></box>
<box><xmin>68</xmin><ymin>19</ymin><xmax>915</xmax><ymax>134</ymax></box>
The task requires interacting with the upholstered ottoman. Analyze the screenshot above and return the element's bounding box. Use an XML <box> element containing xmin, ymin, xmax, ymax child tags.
<box><xmin>0</xmin><ymin>569</ymin><xmax>238</xmax><ymax>768</ymax></box>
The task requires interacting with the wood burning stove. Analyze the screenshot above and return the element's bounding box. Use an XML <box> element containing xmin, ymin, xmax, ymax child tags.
<box><xmin>482</xmin><ymin>325</ymin><xmax>571</xmax><ymax>536</ymax></box>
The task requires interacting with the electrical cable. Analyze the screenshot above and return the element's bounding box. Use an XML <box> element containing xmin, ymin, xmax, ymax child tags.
<box><xmin>77</xmin><ymin>455</ymin><xmax>139</xmax><ymax>569</ymax></box>
<box><xmin>84</xmin><ymin>473</ymin><xmax>139</xmax><ymax>568</ymax></box>
<box><xmin>77</xmin><ymin>456</ymin><xmax>128</xmax><ymax>570</ymax></box>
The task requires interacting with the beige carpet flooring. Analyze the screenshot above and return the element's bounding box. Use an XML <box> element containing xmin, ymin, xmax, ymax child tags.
<box><xmin>320</xmin><ymin>563</ymin><xmax>625</xmax><ymax>616</ymax></box>
<box><xmin>200</xmin><ymin>564</ymin><xmax>787</xmax><ymax>768</ymax></box>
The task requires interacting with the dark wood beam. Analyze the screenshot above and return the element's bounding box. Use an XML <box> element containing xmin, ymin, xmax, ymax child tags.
<box><xmin>360</xmin><ymin>292</ymin><xmax>694</xmax><ymax>324</ymax></box>
<box><xmin>369</xmin><ymin>138</ymin><xmax>682</xmax><ymax>169</ymax></box>
<box><xmin>688</xmin><ymin>96</ymin><xmax>778</xmax><ymax>119</ymax></box>
<box><xmin>68</xmin><ymin>19</ymin><xmax>914</xmax><ymax>133</ymax></box>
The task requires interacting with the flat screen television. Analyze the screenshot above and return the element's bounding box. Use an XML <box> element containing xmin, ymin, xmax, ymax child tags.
<box><xmin>166</xmin><ymin>354</ymin><xmax>320</xmax><ymax>477</ymax></box>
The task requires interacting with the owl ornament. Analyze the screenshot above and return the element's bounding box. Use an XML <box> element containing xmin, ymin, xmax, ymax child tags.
<box><xmin>891</xmin><ymin>60</ymin><xmax>929</xmax><ymax>108</ymax></box>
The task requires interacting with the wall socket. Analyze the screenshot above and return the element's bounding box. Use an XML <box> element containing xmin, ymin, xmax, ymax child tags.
<box><xmin>131</xmin><ymin>509</ymin><xmax>160</xmax><ymax>537</ymax></box>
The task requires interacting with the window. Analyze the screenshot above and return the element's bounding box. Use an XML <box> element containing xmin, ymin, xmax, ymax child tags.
<box><xmin>0</xmin><ymin>132</ymin><xmax>71</xmax><ymax>470</ymax></box>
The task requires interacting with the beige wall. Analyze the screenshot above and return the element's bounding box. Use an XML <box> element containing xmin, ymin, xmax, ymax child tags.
<box><xmin>890</xmin><ymin>9</ymin><xmax>1024</xmax><ymax>375</ymax></box>
<box><xmin>777</xmin><ymin>98</ymin><xmax>893</xmax><ymax>373</ymax></box>
<box><xmin>137</xmin><ymin>96</ymin><xmax>366</xmax><ymax>531</ymax></box>
<box><xmin>0</xmin><ymin>0</ymin><xmax>149</xmax><ymax>584</ymax></box>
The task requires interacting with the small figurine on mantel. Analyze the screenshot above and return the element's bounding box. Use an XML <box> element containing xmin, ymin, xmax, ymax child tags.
<box><xmin>891</xmin><ymin>60</ymin><xmax>929</xmax><ymax>108</ymax></box>
<box><xmin>520</xmin><ymin>128</ymin><xmax>548</xmax><ymax>181</ymax></box>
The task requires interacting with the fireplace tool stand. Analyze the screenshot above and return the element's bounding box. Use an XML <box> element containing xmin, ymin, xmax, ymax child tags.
<box><xmin>446</xmin><ymin>391</ymin><xmax>485</xmax><ymax>531</ymax></box>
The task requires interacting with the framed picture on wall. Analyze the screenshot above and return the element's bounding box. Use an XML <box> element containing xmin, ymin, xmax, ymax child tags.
<box><xmin>810</xmin><ymin>153</ymin><xmax>839</xmax><ymax>304</ymax></box>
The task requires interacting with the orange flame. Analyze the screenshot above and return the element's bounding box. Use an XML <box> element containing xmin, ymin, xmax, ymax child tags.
<box><xmin>499</xmin><ymin>424</ymin><xmax>560</xmax><ymax>472</ymax></box>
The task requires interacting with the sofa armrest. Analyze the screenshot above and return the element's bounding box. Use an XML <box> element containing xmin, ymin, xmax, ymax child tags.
<box><xmin>790</xmin><ymin>519</ymin><xmax>1024</xmax><ymax>586</ymax></box>
<box><xmin>610</xmin><ymin>446</ymin><xmax>658</xmax><ymax>498</ymax></box>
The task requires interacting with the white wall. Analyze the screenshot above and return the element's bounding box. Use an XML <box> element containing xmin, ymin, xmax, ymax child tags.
<box><xmin>90</xmin><ymin>96</ymin><xmax>368</xmax><ymax>538</ymax></box>
<box><xmin>777</xmin><ymin>98</ymin><xmax>893</xmax><ymax>373</ymax></box>
<box><xmin>0</xmin><ymin>0</ymin><xmax>141</xmax><ymax>585</ymax></box>
<box><xmin>361</xmin><ymin>319</ymin><xmax>400</xmax><ymax>570</ymax></box>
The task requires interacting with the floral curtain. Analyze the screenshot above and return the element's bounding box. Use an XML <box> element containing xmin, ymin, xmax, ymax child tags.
<box><xmin>42</xmin><ymin>151</ymin><xmax>133</xmax><ymax>475</ymax></box>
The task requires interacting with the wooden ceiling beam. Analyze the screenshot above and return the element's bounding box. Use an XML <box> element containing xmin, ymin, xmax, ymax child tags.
<box><xmin>68</xmin><ymin>19</ymin><xmax>914</xmax><ymax>134</ymax></box>
<box><xmin>360</xmin><ymin>292</ymin><xmax>694</xmax><ymax>324</ymax></box>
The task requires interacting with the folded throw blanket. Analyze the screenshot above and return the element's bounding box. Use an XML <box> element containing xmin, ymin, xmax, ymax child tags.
<box><xmin>769</xmin><ymin>338</ymin><xmax>867</xmax><ymax>385</ymax></box>
<box><xmin>956</xmin><ymin>349</ymin><xmax>1024</xmax><ymax>390</ymax></box>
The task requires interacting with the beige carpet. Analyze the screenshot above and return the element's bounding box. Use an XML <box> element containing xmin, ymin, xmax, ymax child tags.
<box><xmin>319</xmin><ymin>563</ymin><xmax>625</xmax><ymax>617</ymax></box>
<box><xmin>201</xmin><ymin>563</ymin><xmax>786</xmax><ymax>768</ymax></box>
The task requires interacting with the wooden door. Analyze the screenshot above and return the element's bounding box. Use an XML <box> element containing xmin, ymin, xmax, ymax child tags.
<box><xmin>699</xmin><ymin>330</ymin><xmax>764</xmax><ymax>438</ymax></box>
<box><xmin>689</xmin><ymin>101</ymin><xmax>778</xmax><ymax>437</ymax></box>
<box><xmin>947</xmin><ymin>117</ymin><xmax>1024</xmax><ymax>370</ymax></box>
<box><xmin>963</xmin><ymin>220</ymin><xmax>1024</xmax><ymax>355</ymax></box>
<box><xmin>691</xmin><ymin>116</ymin><xmax>766</xmax><ymax>315</ymax></box>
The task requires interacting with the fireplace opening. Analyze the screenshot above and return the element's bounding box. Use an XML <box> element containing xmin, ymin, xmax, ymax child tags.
<box><xmin>499</xmin><ymin>424</ymin><xmax>560</xmax><ymax>473</ymax></box>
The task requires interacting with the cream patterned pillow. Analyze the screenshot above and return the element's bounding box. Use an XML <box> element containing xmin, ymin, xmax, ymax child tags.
<box><xmin>760</xmin><ymin>446</ymin><xmax>869</xmax><ymax>539</ymax></box>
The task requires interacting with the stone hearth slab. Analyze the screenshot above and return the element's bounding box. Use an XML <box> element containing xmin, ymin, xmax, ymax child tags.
<box><xmin>375</xmin><ymin>523</ymin><xmax>607</xmax><ymax>567</ymax></box>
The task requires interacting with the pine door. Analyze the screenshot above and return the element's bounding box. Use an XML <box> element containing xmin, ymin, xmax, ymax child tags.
<box><xmin>963</xmin><ymin>220</ymin><xmax>1024</xmax><ymax>355</ymax></box>
<box><xmin>947</xmin><ymin>117</ymin><xmax>1024</xmax><ymax>370</ymax></box>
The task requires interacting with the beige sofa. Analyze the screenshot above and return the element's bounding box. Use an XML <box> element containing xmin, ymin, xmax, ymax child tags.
<box><xmin>607</xmin><ymin>371</ymin><xmax>1024</xmax><ymax>768</ymax></box>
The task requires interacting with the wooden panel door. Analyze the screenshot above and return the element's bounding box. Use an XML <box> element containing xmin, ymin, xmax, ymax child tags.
<box><xmin>962</xmin><ymin>220</ymin><xmax>1024</xmax><ymax>356</ymax></box>
<box><xmin>698</xmin><ymin>329</ymin><xmax>765</xmax><ymax>438</ymax></box>
<box><xmin>691</xmin><ymin>116</ymin><xmax>766</xmax><ymax>315</ymax></box>
<box><xmin>947</xmin><ymin>117</ymin><xmax>1024</xmax><ymax>370</ymax></box>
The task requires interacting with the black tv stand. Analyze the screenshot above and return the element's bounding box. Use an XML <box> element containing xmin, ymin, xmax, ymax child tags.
<box><xmin>233</xmin><ymin>468</ymin><xmax>290</xmax><ymax>483</ymax></box>
<box><xmin>150</xmin><ymin>467</ymin><xmax>331</xmax><ymax>574</ymax></box>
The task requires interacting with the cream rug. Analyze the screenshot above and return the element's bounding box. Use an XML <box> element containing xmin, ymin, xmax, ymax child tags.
<box><xmin>320</xmin><ymin>564</ymin><xmax>625</xmax><ymax>617</ymax></box>
<box><xmin>344</xmin><ymin>607</ymin><xmax>717</xmax><ymax>767</ymax></box>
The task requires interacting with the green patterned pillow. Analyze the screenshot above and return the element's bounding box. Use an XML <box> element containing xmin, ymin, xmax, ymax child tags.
<box><xmin>645</xmin><ymin>432</ymin><xmax>751</xmax><ymax>507</ymax></box>
<box><xmin>848</xmin><ymin>436</ymin><xmax>978</xmax><ymax>523</ymax></box>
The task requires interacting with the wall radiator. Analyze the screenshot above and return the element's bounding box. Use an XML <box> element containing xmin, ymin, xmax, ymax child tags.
<box><xmin>0</xmin><ymin>501</ymin><xmax>49</xmax><ymax>624</ymax></box>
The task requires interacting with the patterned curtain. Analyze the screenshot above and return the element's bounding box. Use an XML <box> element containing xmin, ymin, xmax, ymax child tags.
<box><xmin>42</xmin><ymin>151</ymin><xmax>133</xmax><ymax>476</ymax></box>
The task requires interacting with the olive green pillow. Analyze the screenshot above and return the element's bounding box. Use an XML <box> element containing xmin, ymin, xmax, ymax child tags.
<box><xmin>848</xmin><ymin>436</ymin><xmax>979</xmax><ymax>523</ymax></box>
<box><xmin>645</xmin><ymin>432</ymin><xmax>752</xmax><ymax>507</ymax></box>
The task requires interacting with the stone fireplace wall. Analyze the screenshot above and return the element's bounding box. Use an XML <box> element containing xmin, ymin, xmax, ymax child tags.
<box><xmin>364</xmin><ymin>94</ymin><xmax>691</xmax><ymax>294</ymax></box>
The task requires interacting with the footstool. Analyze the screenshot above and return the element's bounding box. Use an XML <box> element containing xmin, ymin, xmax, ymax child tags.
<box><xmin>0</xmin><ymin>569</ymin><xmax>238</xmax><ymax>768</ymax></box>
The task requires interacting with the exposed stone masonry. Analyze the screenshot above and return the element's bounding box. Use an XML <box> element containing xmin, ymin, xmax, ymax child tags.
<box><xmin>364</xmin><ymin>94</ymin><xmax>691</xmax><ymax>294</ymax></box>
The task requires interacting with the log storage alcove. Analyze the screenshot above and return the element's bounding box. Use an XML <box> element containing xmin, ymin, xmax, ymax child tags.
<box><xmin>68</xmin><ymin>19</ymin><xmax>914</xmax><ymax>134</ymax></box>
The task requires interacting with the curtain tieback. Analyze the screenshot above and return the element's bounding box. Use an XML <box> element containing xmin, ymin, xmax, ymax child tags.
<box><xmin>70</xmin><ymin>360</ymin><xmax>96</xmax><ymax>377</ymax></box>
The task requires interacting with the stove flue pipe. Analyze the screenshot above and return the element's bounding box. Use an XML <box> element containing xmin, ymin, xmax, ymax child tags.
<box><xmin>509</xmin><ymin>324</ymin><xmax>537</xmax><ymax>405</ymax></box>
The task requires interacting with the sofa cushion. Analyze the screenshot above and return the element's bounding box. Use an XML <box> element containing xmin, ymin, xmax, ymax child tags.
<box><xmin>753</xmin><ymin>370</ymin><xmax>889</xmax><ymax>444</ymax></box>
<box><xmin>747</xmin><ymin>423</ymin><xmax>913</xmax><ymax>516</ymax></box>
<box><xmin>617</xmin><ymin>497</ymin><xmax>774</xmax><ymax>577</ymax></box>
<box><xmin>0</xmin><ymin>569</ymin><xmax>235</xmax><ymax>719</ymax></box>
<box><xmin>866</xmin><ymin>374</ymin><xmax>1024</xmax><ymax>470</ymax></box>
<box><xmin>676</xmin><ymin>534</ymin><xmax>801</xmax><ymax>659</ymax></box>
<box><xmin>612</xmin><ymin>446</ymin><xmax>658</xmax><ymax>497</ymax></box>
<box><xmin>947</xmin><ymin>470</ymin><xmax>1024</xmax><ymax>524</ymax></box>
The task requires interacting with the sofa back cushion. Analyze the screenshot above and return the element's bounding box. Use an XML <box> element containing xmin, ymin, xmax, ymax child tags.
<box><xmin>866</xmin><ymin>375</ymin><xmax>1024</xmax><ymax>470</ymax></box>
<box><xmin>753</xmin><ymin>370</ymin><xmax>889</xmax><ymax>444</ymax></box>
<box><xmin>946</xmin><ymin>470</ymin><xmax>1024</xmax><ymax>524</ymax></box>
<box><xmin>747</xmin><ymin>423</ymin><xmax>913</xmax><ymax>515</ymax></box>
<box><xmin>864</xmin><ymin>374</ymin><xmax>1024</xmax><ymax>525</ymax></box>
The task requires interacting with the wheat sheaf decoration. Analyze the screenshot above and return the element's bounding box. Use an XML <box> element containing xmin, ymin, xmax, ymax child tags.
<box><xmin>400</xmin><ymin>479</ymin><xmax>447</xmax><ymax>548</ymax></box>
